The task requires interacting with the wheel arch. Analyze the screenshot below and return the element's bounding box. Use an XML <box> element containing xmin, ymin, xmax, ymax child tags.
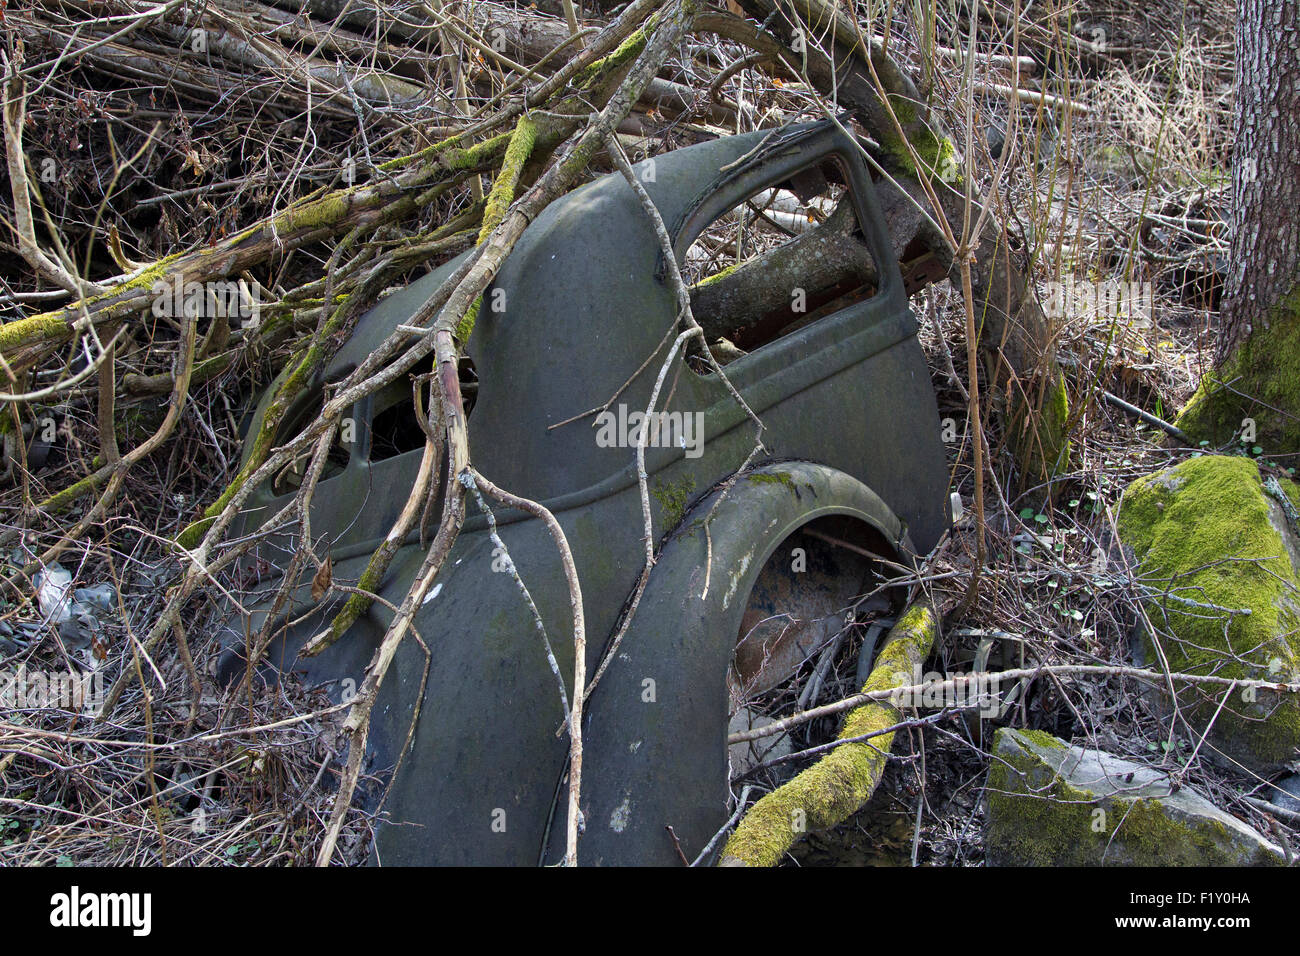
<box><xmin>545</xmin><ymin>460</ymin><xmax>915</xmax><ymax>865</ymax></box>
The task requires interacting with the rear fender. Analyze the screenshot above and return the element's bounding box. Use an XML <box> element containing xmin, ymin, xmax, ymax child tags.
<box><xmin>546</xmin><ymin>461</ymin><xmax>913</xmax><ymax>865</ymax></box>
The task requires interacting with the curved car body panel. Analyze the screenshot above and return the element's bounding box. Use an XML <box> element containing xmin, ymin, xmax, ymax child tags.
<box><xmin>543</xmin><ymin>461</ymin><xmax>910</xmax><ymax>866</ymax></box>
<box><xmin>219</xmin><ymin>120</ymin><xmax>949</xmax><ymax>864</ymax></box>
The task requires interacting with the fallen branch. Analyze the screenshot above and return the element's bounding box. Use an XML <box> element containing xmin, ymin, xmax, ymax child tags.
<box><xmin>728</xmin><ymin>663</ymin><xmax>1300</xmax><ymax>746</ymax></box>
<box><xmin>720</xmin><ymin>603</ymin><xmax>939</xmax><ymax>866</ymax></box>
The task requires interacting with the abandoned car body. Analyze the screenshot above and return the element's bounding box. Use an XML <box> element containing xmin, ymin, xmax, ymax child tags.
<box><xmin>219</xmin><ymin>120</ymin><xmax>950</xmax><ymax>865</ymax></box>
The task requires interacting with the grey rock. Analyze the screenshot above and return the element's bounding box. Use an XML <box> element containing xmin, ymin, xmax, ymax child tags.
<box><xmin>986</xmin><ymin>728</ymin><xmax>1284</xmax><ymax>866</ymax></box>
<box><xmin>1269</xmin><ymin>773</ymin><xmax>1300</xmax><ymax>815</ymax></box>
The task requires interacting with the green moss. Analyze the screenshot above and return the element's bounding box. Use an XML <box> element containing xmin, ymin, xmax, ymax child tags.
<box><xmin>927</xmin><ymin>136</ymin><xmax>961</xmax><ymax>184</ymax></box>
<box><xmin>691</xmin><ymin>264</ymin><xmax>739</xmax><ymax>289</ymax></box>
<box><xmin>574</xmin><ymin>16</ymin><xmax>658</xmax><ymax>89</ymax></box>
<box><xmin>721</xmin><ymin>605</ymin><xmax>936</xmax><ymax>866</ymax></box>
<box><xmin>986</xmin><ymin>747</ymin><xmax>1109</xmax><ymax>867</ymax></box>
<box><xmin>278</xmin><ymin>191</ymin><xmax>353</xmax><ymax>232</ymax></box>
<box><xmin>455</xmin><ymin>297</ymin><xmax>482</xmax><ymax>344</ymax></box>
<box><xmin>229</xmin><ymin>132</ymin><xmax>507</xmax><ymax>249</ymax></box>
<box><xmin>456</xmin><ymin>117</ymin><xmax>537</xmax><ymax>344</ymax></box>
<box><xmin>0</xmin><ymin>313</ymin><xmax>70</xmax><ymax>356</ymax></box>
<box><xmin>745</xmin><ymin>471</ymin><xmax>796</xmax><ymax>491</ymax></box>
<box><xmin>1043</xmin><ymin>368</ymin><xmax>1072</xmax><ymax>472</ymax></box>
<box><xmin>177</xmin><ymin>343</ymin><xmax>318</xmax><ymax>546</ymax></box>
<box><xmin>378</xmin><ymin>130</ymin><xmax>470</xmax><ymax>172</ymax></box>
<box><xmin>175</xmin><ymin>516</ymin><xmax>215</xmax><ymax>550</ymax></box>
<box><xmin>1118</xmin><ymin>799</ymin><xmax>1276</xmax><ymax>866</ymax></box>
<box><xmin>0</xmin><ymin>255</ymin><xmax>184</xmax><ymax>356</ymax></box>
<box><xmin>1176</xmin><ymin>285</ymin><xmax>1300</xmax><ymax>453</ymax></box>
<box><xmin>38</xmin><ymin>469</ymin><xmax>109</xmax><ymax>514</ymax></box>
<box><xmin>445</xmin><ymin>131</ymin><xmax>513</xmax><ymax>173</ymax></box>
<box><xmin>987</xmin><ymin>729</ymin><xmax>1283</xmax><ymax>866</ymax></box>
<box><xmin>95</xmin><ymin>253</ymin><xmax>184</xmax><ymax>298</ymax></box>
<box><xmin>1285</xmin><ymin>480</ymin><xmax>1300</xmax><ymax>516</ymax></box>
<box><xmin>1013</xmin><ymin>368</ymin><xmax>1072</xmax><ymax>484</ymax></box>
<box><xmin>1117</xmin><ymin>454</ymin><xmax>1300</xmax><ymax>766</ymax></box>
<box><xmin>1015</xmin><ymin>727</ymin><xmax>1068</xmax><ymax>751</ymax></box>
<box><xmin>478</xmin><ymin>117</ymin><xmax>536</xmax><ymax>242</ymax></box>
<box><xmin>305</xmin><ymin>559</ymin><xmax>387</xmax><ymax>656</ymax></box>
<box><xmin>879</xmin><ymin>94</ymin><xmax>961</xmax><ymax>185</ymax></box>
<box><xmin>651</xmin><ymin>474</ymin><xmax>695</xmax><ymax>530</ymax></box>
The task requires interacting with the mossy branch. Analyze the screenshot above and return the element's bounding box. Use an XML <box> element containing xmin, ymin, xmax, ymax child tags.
<box><xmin>304</xmin><ymin>404</ymin><xmax>442</xmax><ymax>658</ymax></box>
<box><xmin>456</xmin><ymin>114</ymin><xmax>539</xmax><ymax>343</ymax></box>
<box><xmin>479</xmin><ymin>116</ymin><xmax>538</xmax><ymax>241</ymax></box>
<box><xmin>573</xmin><ymin>11</ymin><xmax>659</xmax><ymax>88</ymax></box>
<box><xmin>0</xmin><ymin>136</ymin><xmax>506</xmax><ymax>370</ymax></box>
<box><xmin>720</xmin><ymin>604</ymin><xmax>938</xmax><ymax>866</ymax></box>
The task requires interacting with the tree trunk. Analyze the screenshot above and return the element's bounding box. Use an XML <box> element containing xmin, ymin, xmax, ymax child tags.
<box><xmin>1176</xmin><ymin>0</ymin><xmax>1300</xmax><ymax>454</ymax></box>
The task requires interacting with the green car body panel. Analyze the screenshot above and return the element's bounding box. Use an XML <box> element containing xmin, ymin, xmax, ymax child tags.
<box><xmin>218</xmin><ymin>120</ymin><xmax>949</xmax><ymax>865</ymax></box>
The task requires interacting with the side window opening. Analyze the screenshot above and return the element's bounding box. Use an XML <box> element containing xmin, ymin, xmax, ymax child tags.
<box><xmin>369</xmin><ymin>354</ymin><xmax>478</xmax><ymax>462</ymax></box>
<box><xmin>270</xmin><ymin>391</ymin><xmax>352</xmax><ymax>495</ymax></box>
<box><xmin>683</xmin><ymin>157</ymin><xmax>881</xmax><ymax>373</ymax></box>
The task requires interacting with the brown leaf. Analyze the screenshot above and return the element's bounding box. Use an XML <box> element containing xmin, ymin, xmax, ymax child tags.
<box><xmin>311</xmin><ymin>556</ymin><xmax>332</xmax><ymax>603</ymax></box>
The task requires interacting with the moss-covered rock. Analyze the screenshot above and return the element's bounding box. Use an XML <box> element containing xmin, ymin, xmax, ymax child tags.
<box><xmin>1117</xmin><ymin>454</ymin><xmax>1300</xmax><ymax>770</ymax></box>
<box><xmin>986</xmin><ymin>728</ymin><xmax>1283</xmax><ymax>866</ymax></box>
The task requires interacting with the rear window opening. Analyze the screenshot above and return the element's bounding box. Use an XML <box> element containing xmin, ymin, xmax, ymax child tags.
<box><xmin>263</xmin><ymin>352</ymin><xmax>480</xmax><ymax>493</ymax></box>
<box><xmin>682</xmin><ymin>158</ymin><xmax>881</xmax><ymax>373</ymax></box>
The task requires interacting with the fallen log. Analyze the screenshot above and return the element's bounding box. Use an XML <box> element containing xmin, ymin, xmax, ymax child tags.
<box><xmin>689</xmin><ymin>197</ymin><xmax>878</xmax><ymax>346</ymax></box>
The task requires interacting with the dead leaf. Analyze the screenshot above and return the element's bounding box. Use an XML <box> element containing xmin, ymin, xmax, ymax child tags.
<box><xmin>311</xmin><ymin>556</ymin><xmax>332</xmax><ymax>602</ymax></box>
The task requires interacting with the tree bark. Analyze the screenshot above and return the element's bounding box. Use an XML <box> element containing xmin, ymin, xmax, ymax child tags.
<box><xmin>1177</xmin><ymin>0</ymin><xmax>1300</xmax><ymax>454</ymax></box>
